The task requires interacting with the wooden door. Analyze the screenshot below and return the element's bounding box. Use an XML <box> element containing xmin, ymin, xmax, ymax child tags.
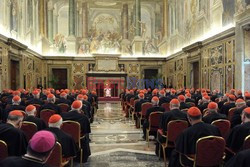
<box><xmin>193</xmin><ymin>62</ymin><xmax>200</xmax><ymax>89</ymax></box>
<box><xmin>11</xmin><ymin>60</ymin><xmax>19</xmax><ymax>90</ymax></box>
<box><xmin>51</xmin><ymin>69</ymin><xmax>67</xmax><ymax>89</ymax></box>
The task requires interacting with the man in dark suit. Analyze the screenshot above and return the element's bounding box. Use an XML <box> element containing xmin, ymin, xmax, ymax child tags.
<box><xmin>55</xmin><ymin>92</ymin><xmax>71</xmax><ymax>105</ymax></box>
<box><xmin>203</xmin><ymin>102</ymin><xmax>227</xmax><ymax>124</ymax></box>
<box><xmin>159</xmin><ymin>90</ymin><xmax>171</xmax><ymax>106</ymax></box>
<box><xmin>0</xmin><ymin>110</ymin><xmax>27</xmax><ymax>156</ymax></box>
<box><xmin>24</xmin><ymin>105</ymin><xmax>46</xmax><ymax>130</ymax></box>
<box><xmin>220</xmin><ymin>94</ymin><xmax>236</xmax><ymax>116</ymax></box>
<box><xmin>169</xmin><ymin>107</ymin><xmax>221</xmax><ymax>167</ymax></box>
<box><xmin>227</xmin><ymin>107</ymin><xmax>250</xmax><ymax>153</ymax></box>
<box><xmin>47</xmin><ymin>114</ymin><xmax>78</xmax><ymax>159</ymax></box>
<box><xmin>61</xmin><ymin>100</ymin><xmax>91</xmax><ymax>163</ymax></box>
<box><xmin>3</xmin><ymin>96</ymin><xmax>26</xmax><ymax>122</ymax></box>
<box><xmin>231</xmin><ymin>99</ymin><xmax>247</xmax><ymax>128</ymax></box>
<box><xmin>40</xmin><ymin>94</ymin><xmax>61</xmax><ymax>114</ymax></box>
<box><xmin>178</xmin><ymin>95</ymin><xmax>190</xmax><ymax>110</ymax></box>
<box><xmin>197</xmin><ymin>95</ymin><xmax>210</xmax><ymax>113</ymax></box>
<box><xmin>142</xmin><ymin>96</ymin><xmax>165</xmax><ymax>140</ymax></box>
<box><xmin>26</xmin><ymin>90</ymin><xmax>44</xmax><ymax>106</ymax></box>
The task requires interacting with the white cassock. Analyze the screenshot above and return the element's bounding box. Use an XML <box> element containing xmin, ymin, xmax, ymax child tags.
<box><xmin>104</xmin><ymin>87</ymin><xmax>111</xmax><ymax>97</ymax></box>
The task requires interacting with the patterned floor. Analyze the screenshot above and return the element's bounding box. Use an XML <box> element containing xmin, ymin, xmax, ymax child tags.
<box><xmin>85</xmin><ymin>102</ymin><xmax>165</xmax><ymax>166</ymax></box>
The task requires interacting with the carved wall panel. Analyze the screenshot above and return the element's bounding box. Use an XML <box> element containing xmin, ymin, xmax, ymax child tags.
<box><xmin>177</xmin><ymin>73</ymin><xmax>184</xmax><ymax>89</ymax></box>
<box><xmin>73</xmin><ymin>75</ymin><xmax>84</xmax><ymax>90</ymax></box>
<box><xmin>244</xmin><ymin>29</ymin><xmax>250</xmax><ymax>61</ymax></box>
<box><xmin>225</xmin><ymin>65</ymin><xmax>234</xmax><ymax>92</ymax></box>
<box><xmin>245</xmin><ymin>64</ymin><xmax>250</xmax><ymax>91</ymax></box>
<box><xmin>210</xmin><ymin>68</ymin><xmax>223</xmax><ymax>92</ymax></box>
<box><xmin>225</xmin><ymin>40</ymin><xmax>235</xmax><ymax>63</ymax></box>
<box><xmin>73</xmin><ymin>63</ymin><xmax>84</xmax><ymax>74</ymax></box>
<box><xmin>129</xmin><ymin>64</ymin><xmax>140</xmax><ymax>74</ymax></box>
<box><xmin>202</xmin><ymin>69</ymin><xmax>209</xmax><ymax>89</ymax></box>
<box><xmin>210</xmin><ymin>45</ymin><xmax>223</xmax><ymax>66</ymax></box>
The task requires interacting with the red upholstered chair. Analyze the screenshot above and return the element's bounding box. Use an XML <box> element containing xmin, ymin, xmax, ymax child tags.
<box><xmin>40</xmin><ymin>109</ymin><xmax>56</xmax><ymax>126</ymax></box>
<box><xmin>46</xmin><ymin>142</ymin><xmax>70</xmax><ymax>167</ymax></box>
<box><xmin>61</xmin><ymin>121</ymin><xmax>84</xmax><ymax>166</ymax></box>
<box><xmin>161</xmin><ymin>103</ymin><xmax>170</xmax><ymax>112</ymax></box>
<box><xmin>243</xmin><ymin>135</ymin><xmax>250</xmax><ymax>150</ymax></box>
<box><xmin>180</xmin><ymin>136</ymin><xmax>225</xmax><ymax>167</ymax></box>
<box><xmin>146</xmin><ymin>112</ymin><xmax>163</xmax><ymax>147</ymax></box>
<box><xmin>128</xmin><ymin>98</ymin><xmax>135</xmax><ymax>119</ymax></box>
<box><xmin>228</xmin><ymin>107</ymin><xmax>237</xmax><ymax>122</ymax></box>
<box><xmin>138</xmin><ymin>102</ymin><xmax>153</xmax><ymax>128</ymax></box>
<box><xmin>58</xmin><ymin>103</ymin><xmax>70</xmax><ymax>113</ymax></box>
<box><xmin>131</xmin><ymin>99</ymin><xmax>139</xmax><ymax>123</ymax></box>
<box><xmin>31</xmin><ymin>104</ymin><xmax>41</xmax><ymax>117</ymax></box>
<box><xmin>158</xmin><ymin>120</ymin><xmax>188</xmax><ymax>167</ymax></box>
<box><xmin>20</xmin><ymin>121</ymin><xmax>38</xmax><ymax>141</ymax></box>
<box><xmin>211</xmin><ymin>119</ymin><xmax>231</xmax><ymax>140</ymax></box>
<box><xmin>0</xmin><ymin>140</ymin><xmax>8</xmax><ymax>161</ymax></box>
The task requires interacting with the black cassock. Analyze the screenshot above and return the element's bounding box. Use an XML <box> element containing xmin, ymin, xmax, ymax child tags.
<box><xmin>225</xmin><ymin>149</ymin><xmax>250</xmax><ymax>167</ymax></box>
<box><xmin>202</xmin><ymin>112</ymin><xmax>227</xmax><ymax>124</ymax></box>
<box><xmin>24</xmin><ymin>116</ymin><xmax>47</xmax><ymax>131</ymax></box>
<box><xmin>3</xmin><ymin>104</ymin><xmax>26</xmax><ymax>122</ymax></box>
<box><xmin>169</xmin><ymin>122</ymin><xmax>221</xmax><ymax>167</ymax></box>
<box><xmin>61</xmin><ymin>110</ymin><xmax>91</xmax><ymax>162</ymax></box>
<box><xmin>0</xmin><ymin>156</ymin><xmax>49</xmax><ymax>167</ymax></box>
<box><xmin>47</xmin><ymin>127</ymin><xmax>78</xmax><ymax>158</ymax></box>
<box><xmin>227</xmin><ymin>122</ymin><xmax>250</xmax><ymax>153</ymax></box>
<box><xmin>0</xmin><ymin>123</ymin><xmax>27</xmax><ymax>156</ymax></box>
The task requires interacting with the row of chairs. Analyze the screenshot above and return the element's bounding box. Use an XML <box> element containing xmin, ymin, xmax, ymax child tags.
<box><xmin>0</xmin><ymin>120</ymin><xmax>84</xmax><ymax>167</ymax></box>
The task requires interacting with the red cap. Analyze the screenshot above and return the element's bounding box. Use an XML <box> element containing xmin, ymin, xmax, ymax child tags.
<box><xmin>47</xmin><ymin>94</ymin><xmax>55</xmax><ymax>99</ymax></box>
<box><xmin>178</xmin><ymin>95</ymin><xmax>185</xmax><ymax>101</ymax></box>
<box><xmin>188</xmin><ymin>107</ymin><xmax>201</xmax><ymax>116</ymax></box>
<box><xmin>49</xmin><ymin>114</ymin><xmax>62</xmax><ymax>123</ymax></box>
<box><xmin>32</xmin><ymin>90</ymin><xmax>39</xmax><ymax>95</ymax></box>
<box><xmin>171</xmin><ymin>89</ymin><xmax>176</xmax><ymax>94</ymax></box>
<box><xmin>26</xmin><ymin>105</ymin><xmax>36</xmax><ymax>113</ymax></box>
<box><xmin>77</xmin><ymin>94</ymin><xmax>84</xmax><ymax>100</ymax></box>
<box><xmin>152</xmin><ymin>96</ymin><xmax>159</xmax><ymax>102</ymax></box>
<box><xmin>9</xmin><ymin>110</ymin><xmax>24</xmax><ymax>117</ymax></box>
<box><xmin>208</xmin><ymin>102</ymin><xmax>218</xmax><ymax>110</ymax></box>
<box><xmin>170</xmin><ymin>99</ymin><xmax>180</xmax><ymax>105</ymax></box>
<box><xmin>91</xmin><ymin>91</ymin><xmax>96</xmax><ymax>95</ymax></box>
<box><xmin>129</xmin><ymin>90</ymin><xmax>134</xmax><ymax>94</ymax></box>
<box><xmin>12</xmin><ymin>96</ymin><xmax>21</xmax><ymax>102</ymax></box>
<box><xmin>159</xmin><ymin>90</ymin><xmax>165</xmax><ymax>95</ymax></box>
<box><xmin>83</xmin><ymin>95</ymin><xmax>88</xmax><ymax>100</ymax></box>
<box><xmin>186</xmin><ymin>93</ymin><xmax>191</xmax><ymax>98</ymax></box>
<box><xmin>243</xmin><ymin>107</ymin><xmax>250</xmax><ymax>114</ymax></box>
<box><xmin>236</xmin><ymin>99</ymin><xmax>245</xmax><ymax>104</ymax></box>
<box><xmin>30</xmin><ymin>130</ymin><xmax>56</xmax><ymax>153</ymax></box>
<box><xmin>229</xmin><ymin>94</ymin><xmax>236</xmax><ymax>101</ymax></box>
<box><xmin>203</xmin><ymin>95</ymin><xmax>210</xmax><ymax>100</ymax></box>
<box><xmin>138</xmin><ymin>93</ymin><xmax>144</xmax><ymax>98</ymax></box>
<box><xmin>81</xmin><ymin>90</ymin><xmax>87</xmax><ymax>95</ymax></box>
<box><xmin>237</xmin><ymin>90</ymin><xmax>242</xmax><ymax>95</ymax></box>
<box><xmin>13</xmin><ymin>91</ymin><xmax>20</xmax><ymax>96</ymax></box>
<box><xmin>245</xmin><ymin>93</ymin><xmax>250</xmax><ymax>98</ymax></box>
<box><xmin>152</xmin><ymin>89</ymin><xmax>158</xmax><ymax>95</ymax></box>
<box><xmin>72</xmin><ymin>100</ymin><xmax>82</xmax><ymax>109</ymax></box>
<box><xmin>60</xmin><ymin>92</ymin><xmax>67</xmax><ymax>97</ymax></box>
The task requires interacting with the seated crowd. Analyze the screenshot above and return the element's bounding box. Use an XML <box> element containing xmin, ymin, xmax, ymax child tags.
<box><xmin>0</xmin><ymin>88</ymin><xmax>98</xmax><ymax>166</ymax></box>
<box><xmin>121</xmin><ymin>88</ymin><xmax>250</xmax><ymax>166</ymax></box>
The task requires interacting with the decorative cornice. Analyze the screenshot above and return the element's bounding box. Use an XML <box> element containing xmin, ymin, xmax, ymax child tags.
<box><xmin>182</xmin><ymin>42</ymin><xmax>203</xmax><ymax>53</ymax></box>
<box><xmin>6</xmin><ymin>38</ymin><xmax>28</xmax><ymax>51</ymax></box>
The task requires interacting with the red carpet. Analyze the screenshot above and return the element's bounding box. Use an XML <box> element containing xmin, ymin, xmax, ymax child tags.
<box><xmin>99</xmin><ymin>97</ymin><xmax>120</xmax><ymax>101</ymax></box>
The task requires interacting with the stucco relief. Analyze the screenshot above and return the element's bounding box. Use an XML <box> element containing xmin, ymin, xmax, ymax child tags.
<box><xmin>226</xmin><ymin>65</ymin><xmax>234</xmax><ymax>92</ymax></box>
<box><xmin>245</xmin><ymin>64</ymin><xmax>250</xmax><ymax>91</ymax></box>
<box><xmin>210</xmin><ymin>45</ymin><xmax>223</xmax><ymax>66</ymax></box>
<box><xmin>210</xmin><ymin>68</ymin><xmax>223</xmax><ymax>92</ymax></box>
<box><xmin>225</xmin><ymin>40</ymin><xmax>234</xmax><ymax>63</ymax></box>
<box><xmin>73</xmin><ymin>63</ymin><xmax>84</xmax><ymax>74</ymax></box>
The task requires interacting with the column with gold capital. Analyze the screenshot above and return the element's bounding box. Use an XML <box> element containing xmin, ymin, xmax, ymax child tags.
<box><xmin>69</xmin><ymin>0</ymin><xmax>76</xmax><ymax>37</ymax></box>
<box><xmin>67</xmin><ymin>0</ymin><xmax>77</xmax><ymax>54</ymax></box>
<box><xmin>163</xmin><ymin>0</ymin><xmax>168</xmax><ymax>38</ymax></box>
<box><xmin>47</xmin><ymin>0</ymin><xmax>54</xmax><ymax>43</ymax></box>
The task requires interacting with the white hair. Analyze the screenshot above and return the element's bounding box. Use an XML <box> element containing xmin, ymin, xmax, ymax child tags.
<box><xmin>48</xmin><ymin>118</ymin><xmax>63</xmax><ymax>128</ymax></box>
<box><xmin>26</xmin><ymin>108</ymin><xmax>36</xmax><ymax>116</ymax></box>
